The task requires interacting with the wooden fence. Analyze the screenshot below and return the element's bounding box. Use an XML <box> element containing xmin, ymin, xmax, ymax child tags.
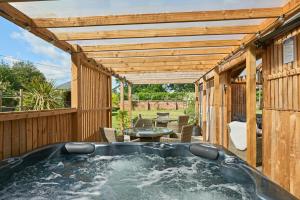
<box><xmin>79</xmin><ymin>59</ymin><xmax>112</xmax><ymax>142</ymax></box>
<box><xmin>262</xmin><ymin>26</ymin><xmax>300</xmax><ymax>198</ymax></box>
<box><xmin>0</xmin><ymin>109</ymin><xmax>76</xmax><ymax>160</ymax></box>
<box><xmin>71</xmin><ymin>48</ymin><xmax>112</xmax><ymax>143</ymax></box>
<box><xmin>0</xmin><ymin>47</ymin><xmax>113</xmax><ymax>161</ymax></box>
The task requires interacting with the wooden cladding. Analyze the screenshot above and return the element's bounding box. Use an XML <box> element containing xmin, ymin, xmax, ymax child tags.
<box><xmin>262</xmin><ymin>26</ymin><xmax>300</xmax><ymax>198</ymax></box>
<box><xmin>0</xmin><ymin>50</ymin><xmax>112</xmax><ymax>161</ymax></box>
<box><xmin>79</xmin><ymin>64</ymin><xmax>112</xmax><ymax>142</ymax></box>
<box><xmin>71</xmin><ymin>50</ymin><xmax>112</xmax><ymax>142</ymax></box>
<box><xmin>0</xmin><ymin>109</ymin><xmax>76</xmax><ymax>160</ymax></box>
<box><xmin>231</xmin><ymin>84</ymin><xmax>246</xmax><ymax>120</ymax></box>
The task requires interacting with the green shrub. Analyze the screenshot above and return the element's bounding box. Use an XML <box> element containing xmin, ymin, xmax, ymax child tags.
<box><xmin>116</xmin><ymin>110</ymin><xmax>130</xmax><ymax>132</ymax></box>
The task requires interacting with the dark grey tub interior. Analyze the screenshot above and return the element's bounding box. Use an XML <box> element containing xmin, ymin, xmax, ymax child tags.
<box><xmin>0</xmin><ymin>142</ymin><xmax>297</xmax><ymax>200</ymax></box>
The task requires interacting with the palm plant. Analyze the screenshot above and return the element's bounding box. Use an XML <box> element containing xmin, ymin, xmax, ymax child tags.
<box><xmin>24</xmin><ymin>79</ymin><xmax>64</xmax><ymax>110</ymax></box>
<box><xmin>0</xmin><ymin>81</ymin><xmax>10</xmax><ymax>91</ymax></box>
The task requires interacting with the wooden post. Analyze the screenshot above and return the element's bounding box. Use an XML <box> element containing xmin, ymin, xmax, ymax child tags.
<box><xmin>0</xmin><ymin>90</ymin><xmax>2</xmax><ymax>112</ymax></box>
<box><xmin>71</xmin><ymin>45</ymin><xmax>82</xmax><ymax>141</ymax></box>
<box><xmin>120</xmin><ymin>80</ymin><xmax>124</xmax><ymax>111</ymax></box>
<box><xmin>202</xmin><ymin>79</ymin><xmax>207</xmax><ymax>141</ymax></box>
<box><xmin>128</xmin><ymin>83</ymin><xmax>132</xmax><ymax>124</ymax></box>
<box><xmin>194</xmin><ymin>81</ymin><xmax>200</xmax><ymax>125</ymax></box>
<box><xmin>224</xmin><ymin>70</ymin><xmax>232</xmax><ymax>148</ymax></box>
<box><xmin>19</xmin><ymin>89</ymin><xmax>23</xmax><ymax>111</ymax></box>
<box><xmin>214</xmin><ymin>69</ymin><xmax>220</xmax><ymax>145</ymax></box>
<box><xmin>246</xmin><ymin>46</ymin><xmax>257</xmax><ymax>167</ymax></box>
<box><xmin>219</xmin><ymin>71</ymin><xmax>231</xmax><ymax>148</ymax></box>
<box><xmin>108</xmin><ymin>76</ymin><xmax>112</xmax><ymax>128</ymax></box>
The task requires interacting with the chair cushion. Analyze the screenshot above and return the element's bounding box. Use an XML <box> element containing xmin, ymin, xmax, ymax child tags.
<box><xmin>228</xmin><ymin>121</ymin><xmax>247</xmax><ymax>151</ymax></box>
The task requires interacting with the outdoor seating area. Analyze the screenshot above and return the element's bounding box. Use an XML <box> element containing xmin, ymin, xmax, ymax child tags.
<box><xmin>122</xmin><ymin>112</ymin><xmax>193</xmax><ymax>142</ymax></box>
<box><xmin>0</xmin><ymin>0</ymin><xmax>300</xmax><ymax>199</ymax></box>
<box><xmin>101</xmin><ymin>111</ymin><xmax>201</xmax><ymax>143</ymax></box>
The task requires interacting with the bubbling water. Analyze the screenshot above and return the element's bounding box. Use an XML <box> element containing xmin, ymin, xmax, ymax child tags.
<box><xmin>0</xmin><ymin>153</ymin><xmax>255</xmax><ymax>200</ymax></box>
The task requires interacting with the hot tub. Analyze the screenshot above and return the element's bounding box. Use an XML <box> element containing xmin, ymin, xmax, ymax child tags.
<box><xmin>0</xmin><ymin>143</ymin><xmax>296</xmax><ymax>200</ymax></box>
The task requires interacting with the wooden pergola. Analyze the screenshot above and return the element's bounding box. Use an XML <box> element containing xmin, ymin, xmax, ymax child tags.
<box><xmin>0</xmin><ymin>1</ymin><xmax>288</xmax><ymax>84</ymax></box>
<box><xmin>0</xmin><ymin>1</ymin><xmax>300</xmax><ymax>198</ymax></box>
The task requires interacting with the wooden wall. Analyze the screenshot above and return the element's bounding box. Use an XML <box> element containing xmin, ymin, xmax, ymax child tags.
<box><xmin>262</xmin><ymin>26</ymin><xmax>300</xmax><ymax>198</ymax></box>
<box><xmin>0</xmin><ymin>109</ymin><xmax>76</xmax><ymax>160</ymax></box>
<box><xmin>80</xmin><ymin>60</ymin><xmax>112</xmax><ymax>142</ymax></box>
<box><xmin>0</xmin><ymin>50</ymin><xmax>112</xmax><ymax>161</ymax></box>
<box><xmin>231</xmin><ymin>83</ymin><xmax>246</xmax><ymax>120</ymax></box>
<box><xmin>71</xmin><ymin>50</ymin><xmax>112</xmax><ymax>142</ymax></box>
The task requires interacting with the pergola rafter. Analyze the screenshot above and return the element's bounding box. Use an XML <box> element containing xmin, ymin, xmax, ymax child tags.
<box><xmin>32</xmin><ymin>7</ymin><xmax>282</xmax><ymax>28</ymax></box>
<box><xmin>80</xmin><ymin>40</ymin><xmax>241</xmax><ymax>52</ymax></box>
<box><xmin>1</xmin><ymin>2</ymin><xmax>300</xmax><ymax>198</ymax></box>
<box><xmin>95</xmin><ymin>55</ymin><xmax>226</xmax><ymax>64</ymax></box>
<box><xmin>85</xmin><ymin>47</ymin><xmax>233</xmax><ymax>58</ymax></box>
<box><xmin>103</xmin><ymin>60</ymin><xmax>218</xmax><ymax>68</ymax></box>
<box><xmin>1</xmin><ymin>1</ymin><xmax>298</xmax><ymax>84</ymax></box>
<box><xmin>54</xmin><ymin>25</ymin><xmax>258</xmax><ymax>41</ymax></box>
<box><xmin>111</xmin><ymin>65</ymin><xmax>211</xmax><ymax>73</ymax></box>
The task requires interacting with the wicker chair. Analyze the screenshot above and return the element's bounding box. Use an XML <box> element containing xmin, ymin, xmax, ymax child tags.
<box><xmin>177</xmin><ymin>115</ymin><xmax>189</xmax><ymax>133</ymax></box>
<box><xmin>134</xmin><ymin>118</ymin><xmax>153</xmax><ymax>128</ymax></box>
<box><xmin>157</xmin><ymin>112</ymin><xmax>170</xmax><ymax>118</ymax></box>
<box><xmin>156</xmin><ymin>113</ymin><xmax>170</xmax><ymax>127</ymax></box>
<box><xmin>160</xmin><ymin>125</ymin><xmax>193</xmax><ymax>143</ymax></box>
<box><xmin>99</xmin><ymin>128</ymin><xmax>116</xmax><ymax>143</ymax></box>
<box><xmin>100</xmin><ymin>128</ymin><xmax>140</xmax><ymax>143</ymax></box>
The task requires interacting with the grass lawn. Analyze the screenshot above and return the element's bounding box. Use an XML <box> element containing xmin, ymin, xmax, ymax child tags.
<box><xmin>112</xmin><ymin>109</ymin><xmax>185</xmax><ymax>130</ymax></box>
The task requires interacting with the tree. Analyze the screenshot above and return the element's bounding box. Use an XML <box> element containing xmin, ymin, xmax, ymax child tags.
<box><xmin>23</xmin><ymin>79</ymin><xmax>64</xmax><ymax>110</ymax></box>
<box><xmin>0</xmin><ymin>61</ymin><xmax>46</xmax><ymax>91</ymax></box>
<box><xmin>0</xmin><ymin>61</ymin><xmax>15</xmax><ymax>93</ymax></box>
<box><xmin>112</xmin><ymin>92</ymin><xmax>120</xmax><ymax>109</ymax></box>
<box><xmin>166</xmin><ymin>83</ymin><xmax>194</xmax><ymax>92</ymax></box>
<box><xmin>11</xmin><ymin>61</ymin><xmax>46</xmax><ymax>90</ymax></box>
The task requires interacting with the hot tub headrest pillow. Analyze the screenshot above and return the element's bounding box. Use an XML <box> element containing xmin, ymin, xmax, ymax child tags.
<box><xmin>62</xmin><ymin>143</ymin><xmax>95</xmax><ymax>154</ymax></box>
<box><xmin>189</xmin><ymin>144</ymin><xmax>219</xmax><ymax>160</ymax></box>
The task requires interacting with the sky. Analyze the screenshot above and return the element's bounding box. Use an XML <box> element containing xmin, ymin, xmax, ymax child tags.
<box><xmin>0</xmin><ymin>0</ymin><xmax>285</xmax><ymax>86</ymax></box>
<box><xmin>0</xmin><ymin>17</ymin><xmax>71</xmax><ymax>85</ymax></box>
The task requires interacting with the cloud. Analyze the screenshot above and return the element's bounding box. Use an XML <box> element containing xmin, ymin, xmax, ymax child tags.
<box><xmin>10</xmin><ymin>29</ymin><xmax>71</xmax><ymax>84</ymax></box>
<box><xmin>1</xmin><ymin>55</ymin><xmax>20</xmax><ymax>66</ymax></box>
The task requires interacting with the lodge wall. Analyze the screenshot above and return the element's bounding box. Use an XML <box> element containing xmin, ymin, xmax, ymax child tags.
<box><xmin>262</xmin><ymin>26</ymin><xmax>300</xmax><ymax>198</ymax></box>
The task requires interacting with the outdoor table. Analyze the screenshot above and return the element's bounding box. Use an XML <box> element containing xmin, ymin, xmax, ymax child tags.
<box><xmin>153</xmin><ymin>117</ymin><xmax>178</xmax><ymax>126</ymax></box>
<box><xmin>123</xmin><ymin>127</ymin><xmax>174</xmax><ymax>142</ymax></box>
<box><xmin>154</xmin><ymin>118</ymin><xmax>178</xmax><ymax>123</ymax></box>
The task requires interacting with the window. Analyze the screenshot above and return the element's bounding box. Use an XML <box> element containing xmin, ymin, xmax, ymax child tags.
<box><xmin>283</xmin><ymin>37</ymin><xmax>295</xmax><ymax>64</ymax></box>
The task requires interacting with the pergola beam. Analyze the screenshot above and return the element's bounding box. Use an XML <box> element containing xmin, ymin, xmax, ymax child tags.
<box><xmin>103</xmin><ymin>60</ymin><xmax>218</xmax><ymax>68</ymax></box>
<box><xmin>85</xmin><ymin>47</ymin><xmax>232</xmax><ymax>58</ymax></box>
<box><xmin>125</xmin><ymin>75</ymin><xmax>204</xmax><ymax>80</ymax></box>
<box><xmin>112</xmin><ymin>65</ymin><xmax>211</xmax><ymax>73</ymax></box>
<box><xmin>55</xmin><ymin>25</ymin><xmax>258</xmax><ymax>41</ymax></box>
<box><xmin>96</xmin><ymin>55</ymin><xmax>225</xmax><ymax>64</ymax></box>
<box><xmin>81</xmin><ymin>40</ymin><xmax>241</xmax><ymax>52</ymax></box>
<box><xmin>32</xmin><ymin>7</ymin><xmax>282</xmax><ymax>28</ymax></box>
<box><xmin>130</xmin><ymin>79</ymin><xmax>197</xmax><ymax>84</ymax></box>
